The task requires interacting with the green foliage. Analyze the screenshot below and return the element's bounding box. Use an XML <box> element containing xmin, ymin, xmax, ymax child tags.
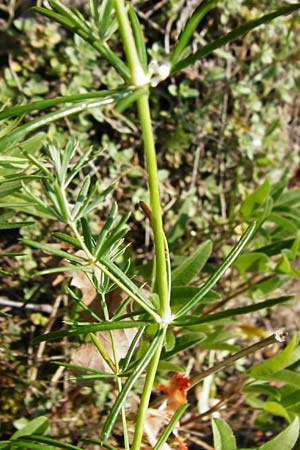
<box><xmin>212</xmin><ymin>417</ymin><xmax>299</xmax><ymax>450</ymax></box>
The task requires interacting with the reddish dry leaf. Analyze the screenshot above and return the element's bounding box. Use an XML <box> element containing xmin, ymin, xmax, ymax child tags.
<box><xmin>144</xmin><ymin>373</ymin><xmax>190</xmax><ymax>449</ymax></box>
<box><xmin>158</xmin><ymin>373</ymin><xmax>190</xmax><ymax>414</ymax></box>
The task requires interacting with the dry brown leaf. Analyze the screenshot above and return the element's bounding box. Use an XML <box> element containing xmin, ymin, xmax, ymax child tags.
<box><xmin>71</xmin><ymin>327</ymin><xmax>138</xmax><ymax>373</ymax></box>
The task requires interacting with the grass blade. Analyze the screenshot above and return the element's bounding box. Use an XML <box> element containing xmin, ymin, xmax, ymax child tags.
<box><xmin>171</xmin><ymin>3</ymin><xmax>300</xmax><ymax>74</ymax></box>
<box><xmin>174</xmin><ymin>223</ymin><xmax>257</xmax><ymax>318</ymax></box>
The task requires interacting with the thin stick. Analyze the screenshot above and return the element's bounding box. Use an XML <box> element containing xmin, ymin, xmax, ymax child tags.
<box><xmin>189</xmin><ymin>332</ymin><xmax>287</xmax><ymax>390</ymax></box>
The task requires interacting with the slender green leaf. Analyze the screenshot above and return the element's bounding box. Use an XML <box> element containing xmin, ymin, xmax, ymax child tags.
<box><xmin>89</xmin><ymin>0</ymin><xmax>100</xmax><ymax>25</ymax></box>
<box><xmin>0</xmin><ymin>441</ymin><xmax>54</xmax><ymax>450</ymax></box>
<box><xmin>0</xmin><ymin>221</ymin><xmax>34</xmax><ymax>230</ymax></box>
<box><xmin>170</xmin><ymin>0</ymin><xmax>218</xmax><ymax>68</ymax></box>
<box><xmin>275</xmin><ymin>188</ymin><xmax>300</xmax><ymax>208</ymax></box>
<box><xmin>174</xmin><ymin>296</ymin><xmax>292</xmax><ymax>326</ymax></box>
<box><xmin>174</xmin><ymin>223</ymin><xmax>257</xmax><ymax>318</ymax></box>
<box><xmin>0</xmin><ymin>95</ymin><xmax>130</xmax><ymax>153</ymax></box>
<box><xmin>0</xmin><ymin>180</ymin><xmax>21</xmax><ymax>198</ymax></box>
<box><xmin>128</xmin><ymin>5</ymin><xmax>148</xmax><ymax>71</ymax></box>
<box><xmin>21</xmin><ymin>239</ymin><xmax>85</xmax><ymax>263</ymax></box>
<box><xmin>99</xmin><ymin>0</ymin><xmax>114</xmax><ymax>40</ymax></box>
<box><xmin>172</xmin><ymin>240</ymin><xmax>212</xmax><ymax>286</ymax></box>
<box><xmin>171</xmin><ymin>4</ymin><xmax>300</xmax><ymax>74</ymax></box>
<box><xmin>67</xmin><ymin>287</ymin><xmax>102</xmax><ymax>322</ymax></box>
<box><xmin>99</xmin><ymin>255</ymin><xmax>156</xmax><ymax>312</ymax></box>
<box><xmin>32</xmin><ymin>320</ymin><xmax>147</xmax><ymax>344</ymax></box>
<box><xmin>152</xmin><ymin>404</ymin><xmax>189</xmax><ymax>450</ymax></box>
<box><xmin>32</xmin><ymin>6</ymin><xmax>129</xmax><ymax>80</ymax></box>
<box><xmin>241</xmin><ymin>179</ymin><xmax>270</xmax><ymax>216</ymax></box>
<box><xmin>115</xmin><ymin>86</ymin><xmax>148</xmax><ymax>113</ymax></box>
<box><xmin>52</xmin><ymin>360</ymin><xmax>114</xmax><ymax>377</ymax></box>
<box><xmin>74</xmin><ymin>183</ymin><xmax>115</xmax><ymax>220</ymax></box>
<box><xmin>48</xmin><ymin>0</ymin><xmax>91</xmax><ymax>33</ymax></box>
<box><xmin>81</xmin><ymin>217</ymin><xmax>95</xmax><ymax>252</ymax></box>
<box><xmin>53</xmin><ymin>232</ymin><xmax>81</xmax><ymax>249</ymax></box>
<box><xmin>94</xmin><ymin>202</ymin><xmax>118</xmax><ymax>256</ymax></box>
<box><xmin>101</xmin><ymin>327</ymin><xmax>165</xmax><ymax>441</ymax></box>
<box><xmin>212</xmin><ymin>418</ymin><xmax>237</xmax><ymax>450</ymax></box>
<box><xmin>0</xmin><ymin>90</ymin><xmax>129</xmax><ymax>121</ymax></box>
<box><xmin>259</xmin><ymin>417</ymin><xmax>299</xmax><ymax>450</ymax></box>
<box><xmin>22</xmin><ymin>435</ymin><xmax>85</xmax><ymax>450</ymax></box>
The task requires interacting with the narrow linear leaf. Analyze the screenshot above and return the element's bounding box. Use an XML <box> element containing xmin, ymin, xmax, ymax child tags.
<box><xmin>89</xmin><ymin>0</ymin><xmax>100</xmax><ymax>25</ymax></box>
<box><xmin>101</xmin><ymin>327</ymin><xmax>165</xmax><ymax>441</ymax></box>
<box><xmin>22</xmin><ymin>435</ymin><xmax>85</xmax><ymax>450</ymax></box>
<box><xmin>53</xmin><ymin>360</ymin><xmax>114</xmax><ymax>377</ymax></box>
<box><xmin>32</xmin><ymin>6</ymin><xmax>129</xmax><ymax>80</ymax></box>
<box><xmin>189</xmin><ymin>334</ymin><xmax>281</xmax><ymax>390</ymax></box>
<box><xmin>0</xmin><ymin>441</ymin><xmax>54</xmax><ymax>450</ymax></box>
<box><xmin>174</xmin><ymin>223</ymin><xmax>257</xmax><ymax>318</ymax></box>
<box><xmin>99</xmin><ymin>0</ymin><xmax>114</xmax><ymax>40</ymax></box>
<box><xmin>99</xmin><ymin>255</ymin><xmax>157</xmax><ymax>314</ymax></box>
<box><xmin>48</xmin><ymin>0</ymin><xmax>91</xmax><ymax>33</ymax></box>
<box><xmin>174</xmin><ymin>296</ymin><xmax>292</xmax><ymax>326</ymax></box>
<box><xmin>21</xmin><ymin>239</ymin><xmax>85</xmax><ymax>263</ymax></box>
<box><xmin>152</xmin><ymin>404</ymin><xmax>189</xmax><ymax>450</ymax></box>
<box><xmin>170</xmin><ymin>0</ymin><xmax>218</xmax><ymax>68</ymax></box>
<box><xmin>115</xmin><ymin>86</ymin><xmax>148</xmax><ymax>113</ymax></box>
<box><xmin>32</xmin><ymin>320</ymin><xmax>147</xmax><ymax>344</ymax></box>
<box><xmin>0</xmin><ymin>93</ymin><xmax>131</xmax><ymax>152</ymax></box>
<box><xmin>128</xmin><ymin>5</ymin><xmax>148</xmax><ymax>71</ymax></box>
<box><xmin>172</xmin><ymin>4</ymin><xmax>300</xmax><ymax>74</ymax></box>
<box><xmin>0</xmin><ymin>221</ymin><xmax>34</xmax><ymax>230</ymax></box>
<box><xmin>53</xmin><ymin>232</ymin><xmax>81</xmax><ymax>249</ymax></box>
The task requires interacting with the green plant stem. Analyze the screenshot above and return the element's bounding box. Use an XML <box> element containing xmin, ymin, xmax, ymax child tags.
<box><xmin>131</xmin><ymin>327</ymin><xmax>167</xmax><ymax>450</ymax></box>
<box><xmin>113</xmin><ymin>5</ymin><xmax>172</xmax><ymax>449</ymax></box>
<box><xmin>136</xmin><ymin>94</ymin><xmax>170</xmax><ymax>319</ymax></box>
<box><xmin>114</xmin><ymin>0</ymin><xmax>147</xmax><ymax>86</ymax></box>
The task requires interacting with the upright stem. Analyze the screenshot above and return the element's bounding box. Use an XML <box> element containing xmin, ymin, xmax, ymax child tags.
<box><xmin>136</xmin><ymin>94</ymin><xmax>170</xmax><ymax>318</ymax></box>
<box><xmin>114</xmin><ymin>3</ymin><xmax>171</xmax><ymax>449</ymax></box>
<box><xmin>114</xmin><ymin>0</ymin><xmax>170</xmax><ymax>319</ymax></box>
<box><xmin>131</xmin><ymin>327</ymin><xmax>167</xmax><ymax>450</ymax></box>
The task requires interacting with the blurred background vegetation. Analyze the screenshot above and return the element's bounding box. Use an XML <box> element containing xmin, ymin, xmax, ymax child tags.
<box><xmin>0</xmin><ymin>1</ymin><xmax>300</xmax><ymax>449</ymax></box>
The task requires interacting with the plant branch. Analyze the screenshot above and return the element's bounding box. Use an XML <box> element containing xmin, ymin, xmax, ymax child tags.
<box><xmin>189</xmin><ymin>332</ymin><xmax>287</xmax><ymax>390</ymax></box>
